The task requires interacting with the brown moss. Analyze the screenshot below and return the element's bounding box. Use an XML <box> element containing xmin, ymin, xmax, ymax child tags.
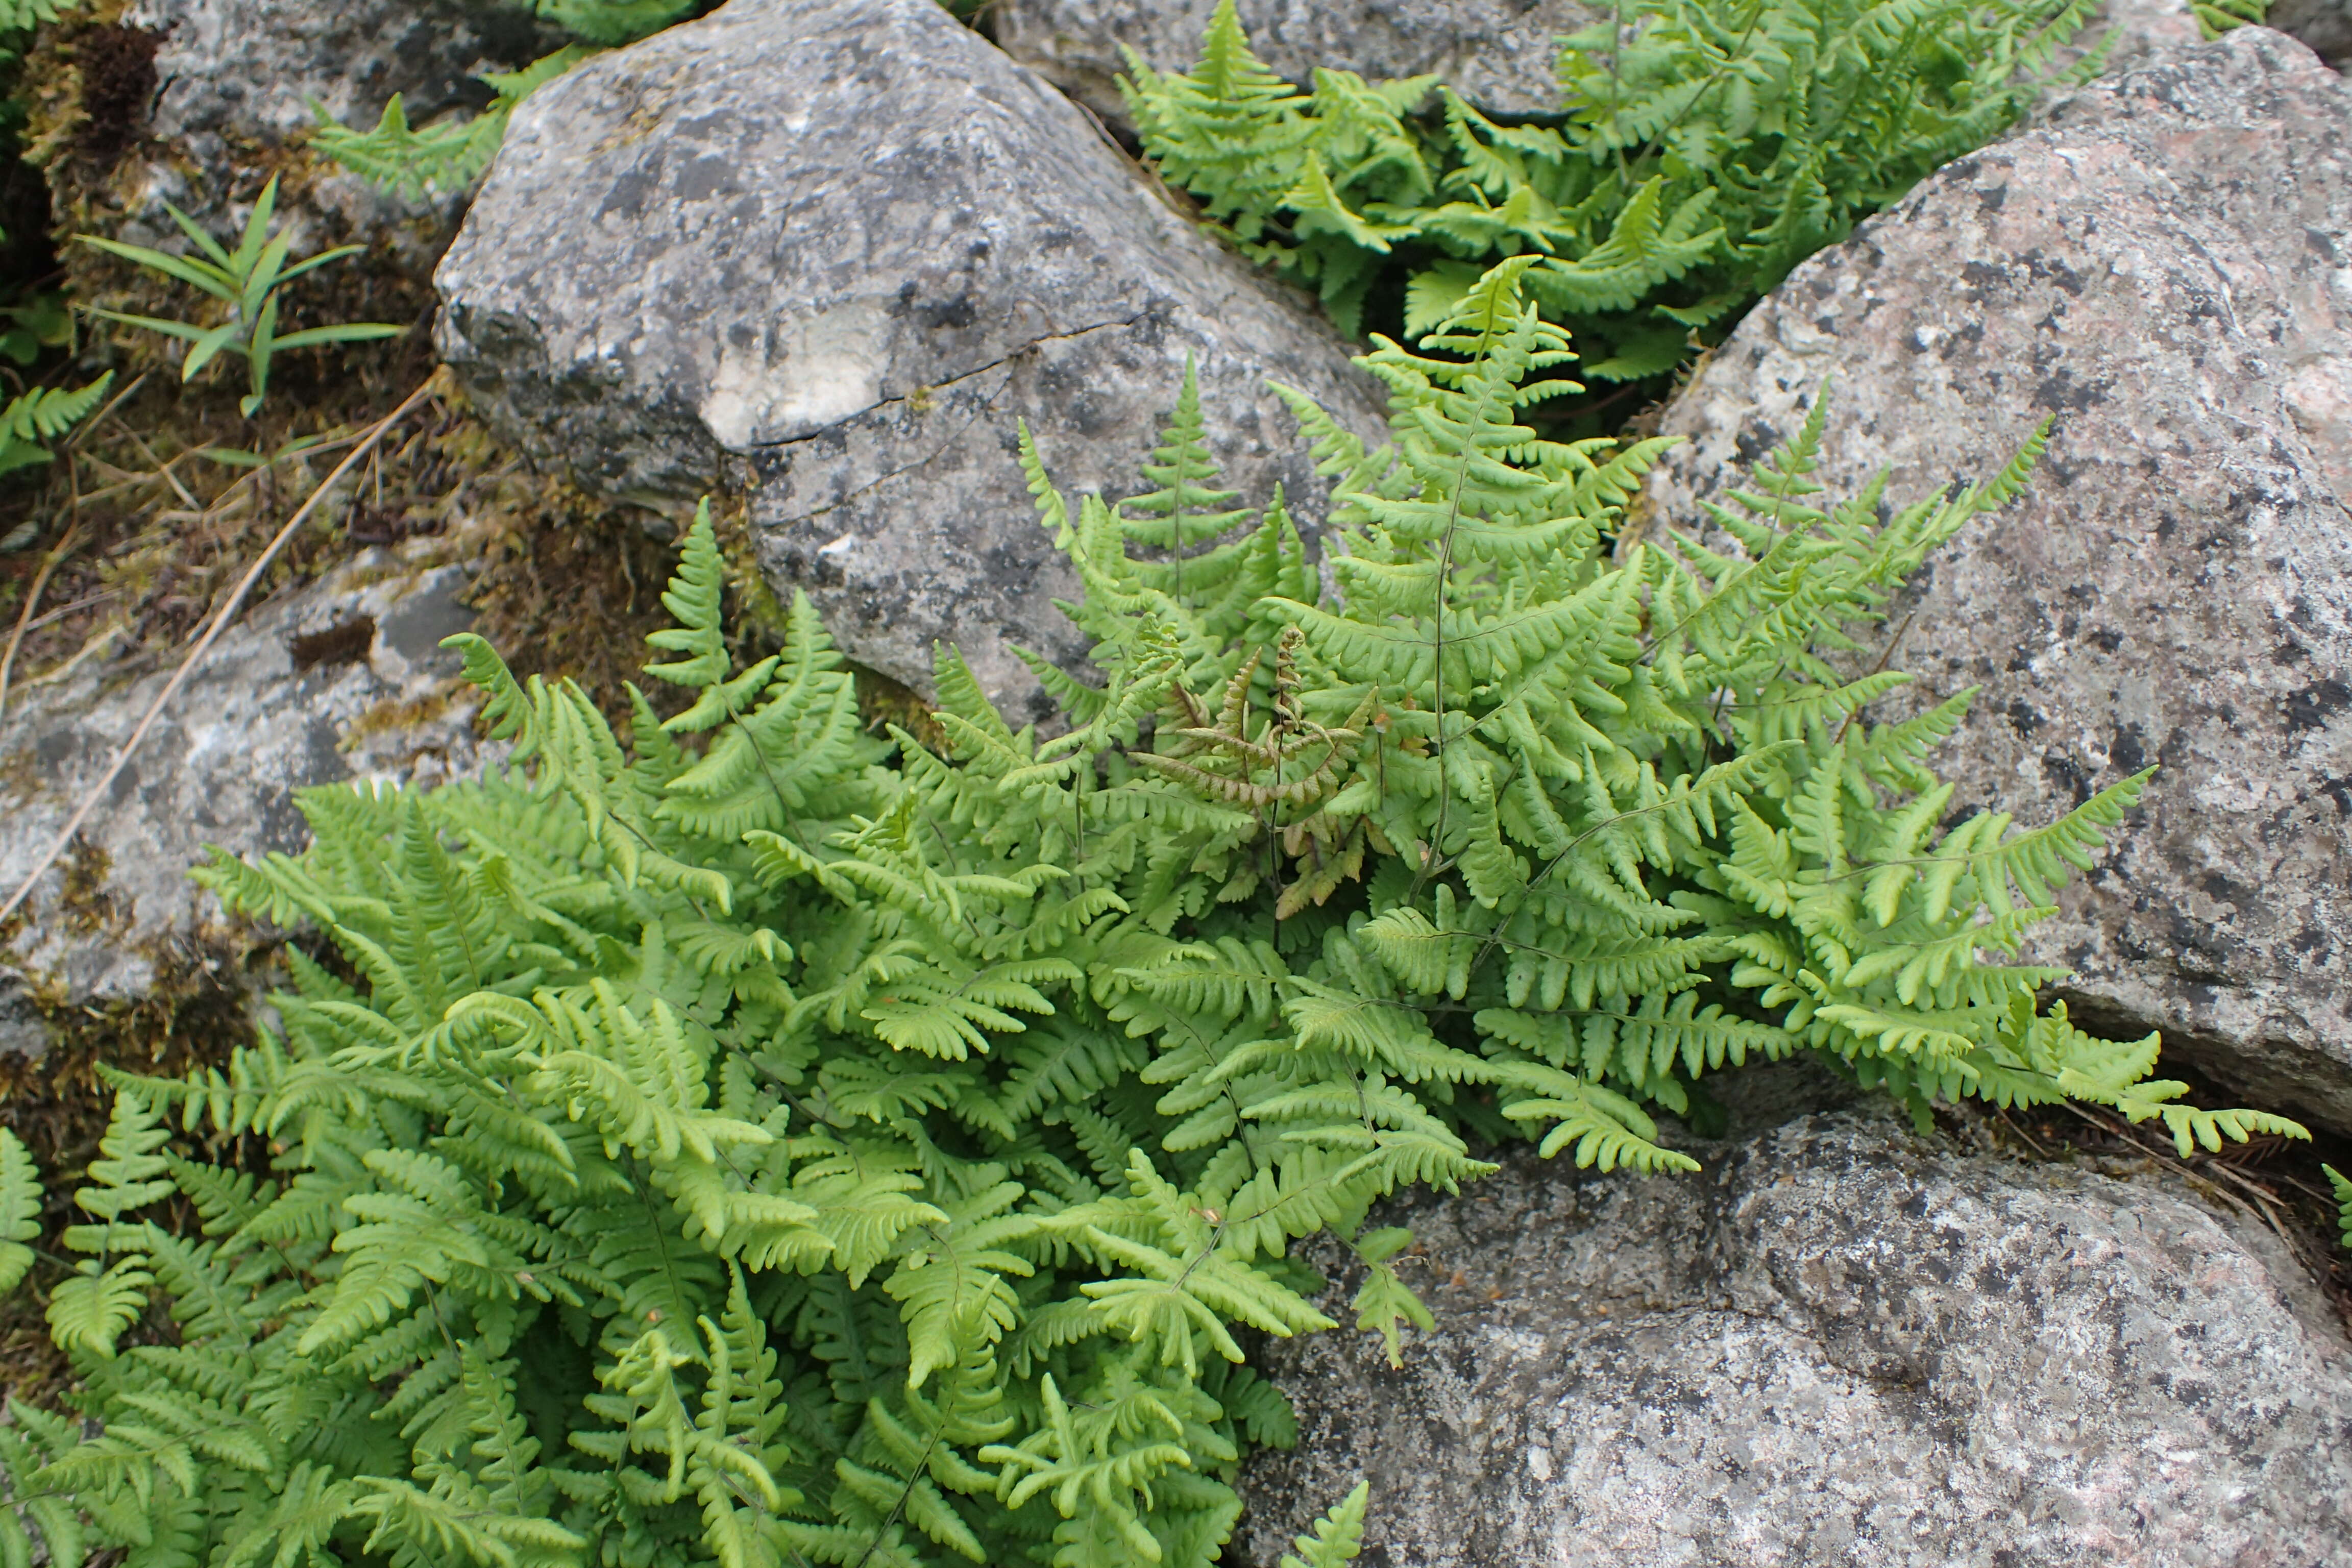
<box><xmin>855</xmin><ymin>664</ymin><xmax>946</xmax><ymax>752</ymax></box>
<box><xmin>458</xmin><ymin>473</ymin><xmax>688</xmax><ymax>724</ymax></box>
<box><xmin>69</xmin><ymin>23</ymin><xmax>161</xmax><ymax>168</ymax></box>
<box><xmin>0</xmin><ymin>369</ymin><xmax>533</xmax><ymax>702</ymax></box>
<box><xmin>339</xmin><ymin>686</ymin><xmax>455</xmax><ymax>746</ymax></box>
<box><xmin>0</xmin><ymin>744</ymin><xmax>38</xmax><ymax>801</ymax></box>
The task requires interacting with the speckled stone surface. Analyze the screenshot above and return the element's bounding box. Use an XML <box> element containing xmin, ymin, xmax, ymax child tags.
<box><xmin>99</xmin><ymin>0</ymin><xmax>566</xmax><ymax>272</ymax></box>
<box><xmin>0</xmin><ymin>554</ymin><xmax>485</xmax><ymax>1055</ymax></box>
<box><xmin>990</xmin><ymin>0</ymin><xmax>1603</xmax><ymax>129</ymax></box>
<box><xmin>128</xmin><ymin>0</ymin><xmax>558</xmax><ymax>142</ymax></box>
<box><xmin>1238</xmin><ymin>1105</ymin><xmax>2352</xmax><ymax>1567</ymax></box>
<box><xmin>1643</xmin><ymin>29</ymin><xmax>2352</xmax><ymax>1133</ymax></box>
<box><xmin>436</xmin><ymin>0</ymin><xmax>1387</xmax><ymax>721</ymax></box>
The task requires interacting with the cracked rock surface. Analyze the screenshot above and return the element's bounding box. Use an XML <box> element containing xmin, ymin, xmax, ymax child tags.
<box><xmin>0</xmin><ymin>554</ymin><xmax>484</xmax><ymax>1056</ymax></box>
<box><xmin>989</xmin><ymin>0</ymin><xmax>1604</xmax><ymax>130</ymax></box>
<box><xmin>434</xmin><ymin>0</ymin><xmax>1387</xmax><ymax>722</ymax></box>
<box><xmin>1238</xmin><ymin>1089</ymin><xmax>2352</xmax><ymax>1567</ymax></box>
<box><xmin>1644</xmin><ymin>29</ymin><xmax>2352</xmax><ymax>1133</ymax></box>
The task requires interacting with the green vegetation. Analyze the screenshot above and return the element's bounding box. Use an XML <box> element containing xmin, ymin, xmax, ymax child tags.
<box><xmin>0</xmin><ymin>366</ymin><xmax>103</xmax><ymax>473</ymax></box>
<box><xmin>1275</xmin><ymin>1484</ymin><xmax>1369</xmax><ymax>1568</ymax></box>
<box><xmin>312</xmin><ymin>0</ymin><xmax>986</xmax><ymax>197</ymax></box>
<box><xmin>1123</xmin><ymin>0</ymin><xmax>2264</xmax><ymax>407</ymax></box>
<box><xmin>78</xmin><ymin>176</ymin><xmax>399</xmax><ymax>416</ymax></box>
<box><xmin>2192</xmin><ymin>0</ymin><xmax>2272</xmax><ymax>33</ymax></box>
<box><xmin>311</xmin><ymin>48</ymin><xmax>601</xmax><ymax>199</ymax></box>
<box><xmin>0</xmin><ymin>0</ymin><xmax>2331</xmax><ymax>1562</ymax></box>
<box><xmin>0</xmin><ymin>270</ymin><xmax>2302</xmax><ymax>1568</ymax></box>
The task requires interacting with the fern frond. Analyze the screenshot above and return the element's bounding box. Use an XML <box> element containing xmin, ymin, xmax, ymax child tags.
<box><xmin>0</xmin><ymin>1129</ymin><xmax>40</xmax><ymax>1296</ymax></box>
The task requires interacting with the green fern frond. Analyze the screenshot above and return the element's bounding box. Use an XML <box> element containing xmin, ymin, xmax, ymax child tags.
<box><xmin>0</xmin><ymin>272</ymin><xmax>2270</xmax><ymax>1568</ymax></box>
<box><xmin>1128</xmin><ymin>0</ymin><xmax>2095</xmax><ymax>392</ymax></box>
<box><xmin>1280</xmin><ymin>1480</ymin><xmax>1372</xmax><ymax>1568</ymax></box>
<box><xmin>0</xmin><ymin>373</ymin><xmax>111</xmax><ymax>477</ymax></box>
<box><xmin>0</xmin><ymin>1129</ymin><xmax>40</xmax><ymax>1297</ymax></box>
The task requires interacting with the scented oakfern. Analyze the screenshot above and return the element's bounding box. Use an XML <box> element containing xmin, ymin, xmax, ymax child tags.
<box><xmin>0</xmin><ymin>265</ymin><xmax>2299</xmax><ymax>1568</ymax></box>
<box><xmin>1127</xmin><ymin>0</ymin><xmax>2109</xmax><ymax>380</ymax></box>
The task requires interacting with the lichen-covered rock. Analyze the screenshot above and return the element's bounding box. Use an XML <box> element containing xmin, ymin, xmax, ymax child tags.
<box><xmin>0</xmin><ymin>554</ymin><xmax>485</xmax><ymax>1056</ymax></box>
<box><xmin>2273</xmin><ymin>0</ymin><xmax>2352</xmax><ymax>68</ymax></box>
<box><xmin>1643</xmin><ymin>29</ymin><xmax>2352</xmax><ymax>1132</ymax></box>
<box><xmin>436</xmin><ymin>0</ymin><xmax>1386</xmax><ymax>721</ymax></box>
<box><xmin>65</xmin><ymin>1</ymin><xmax>567</xmax><ymax>278</ymax></box>
<box><xmin>1239</xmin><ymin>1105</ymin><xmax>2352</xmax><ymax>1567</ymax></box>
<box><xmin>989</xmin><ymin>0</ymin><xmax>1603</xmax><ymax>129</ymax></box>
<box><xmin>131</xmin><ymin>0</ymin><xmax>556</xmax><ymax>143</ymax></box>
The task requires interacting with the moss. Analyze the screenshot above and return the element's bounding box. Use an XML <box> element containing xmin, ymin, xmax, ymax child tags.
<box><xmin>339</xmin><ymin>685</ymin><xmax>456</xmax><ymax>746</ymax></box>
<box><xmin>0</xmin><ymin>743</ymin><xmax>39</xmax><ymax>803</ymax></box>
<box><xmin>66</xmin><ymin>21</ymin><xmax>161</xmax><ymax>168</ymax></box>
<box><xmin>457</xmin><ymin>469</ymin><xmax>690</xmax><ymax>724</ymax></box>
<box><xmin>854</xmin><ymin>663</ymin><xmax>947</xmax><ymax>752</ymax></box>
<box><xmin>0</xmin><ymin>831</ymin><xmax>273</xmax><ymax>1403</ymax></box>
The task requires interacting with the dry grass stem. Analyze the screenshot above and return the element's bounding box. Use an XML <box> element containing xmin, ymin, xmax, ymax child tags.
<box><xmin>0</xmin><ymin>377</ymin><xmax>439</xmax><ymax>926</ymax></box>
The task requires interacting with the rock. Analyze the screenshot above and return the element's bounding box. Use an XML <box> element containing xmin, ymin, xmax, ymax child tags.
<box><xmin>1239</xmin><ymin>1101</ymin><xmax>2352</xmax><ymax>1567</ymax></box>
<box><xmin>0</xmin><ymin>554</ymin><xmax>486</xmax><ymax>1055</ymax></box>
<box><xmin>57</xmin><ymin>1</ymin><xmax>569</xmax><ymax>281</ymax></box>
<box><xmin>1643</xmin><ymin>29</ymin><xmax>2352</xmax><ymax>1132</ymax></box>
<box><xmin>131</xmin><ymin>0</ymin><xmax>557</xmax><ymax>146</ymax></box>
<box><xmin>2274</xmin><ymin>0</ymin><xmax>2352</xmax><ymax>67</ymax></box>
<box><xmin>2065</xmin><ymin>0</ymin><xmax>2207</xmax><ymax>75</ymax></box>
<box><xmin>435</xmin><ymin>0</ymin><xmax>1387</xmax><ymax>722</ymax></box>
<box><xmin>988</xmin><ymin>0</ymin><xmax>1603</xmax><ymax>130</ymax></box>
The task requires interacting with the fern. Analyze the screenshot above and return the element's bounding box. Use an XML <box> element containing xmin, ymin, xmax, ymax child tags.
<box><xmin>0</xmin><ymin>373</ymin><xmax>111</xmax><ymax>477</ymax></box>
<box><xmin>0</xmin><ymin>1129</ymin><xmax>38</xmax><ymax>1296</ymax></box>
<box><xmin>1128</xmin><ymin>0</ymin><xmax>2102</xmax><ymax>392</ymax></box>
<box><xmin>309</xmin><ymin>0</ymin><xmax>686</xmax><ymax>197</ymax></box>
<box><xmin>2191</xmin><ymin>0</ymin><xmax>2270</xmax><ymax>36</ymax></box>
<box><xmin>0</xmin><ymin>269</ymin><xmax>2299</xmax><ymax>1568</ymax></box>
<box><xmin>311</xmin><ymin>48</ymin><xmax>598</xmax><ymax>197</ymax></box>
<box><xmin>1279</xmin><ymin>1482</ymin><xmax>1371</xmax><ymax>1568</ymax></box>
<box><xmin>0</xmin><ymin>0</ymin><xmax>72</xmax><ymax>33</ymax></box>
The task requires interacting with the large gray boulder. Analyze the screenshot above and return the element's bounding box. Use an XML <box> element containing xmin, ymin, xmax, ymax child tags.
<box><xmin>0</xmin><ymin>554</ymin><xmax>484</xmax><ymax>1056</ymax></box>
<box><xmin>1644</xmin><ymin>29</ymin><xmax>2352</xmax><ymax>1132</ymax></box>
<box><xmin>436</xmin><ymin>0</ymin><xmax>1387</xmax><ymax>722</ymax></box>
<box><xmin>989</xmin><ymin>0</ymin><xmax>1603</xmax><ymax>129</ymax></box>
<box><xmin>1239</xmin><ymin>1101</ymin><xmax>2352</xmax><ymax>1567</ymax></box>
